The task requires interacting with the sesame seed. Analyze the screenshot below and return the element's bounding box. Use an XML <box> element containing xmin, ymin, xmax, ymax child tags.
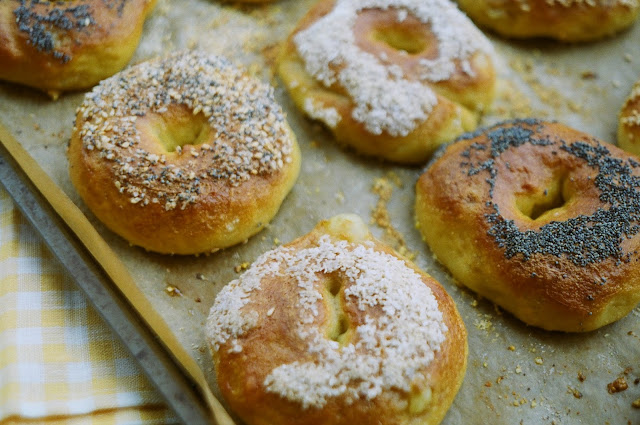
<box><xmin>75</xmin><ymin>51</ymin><xmax>293</xmax><ymax>209</ymax></box>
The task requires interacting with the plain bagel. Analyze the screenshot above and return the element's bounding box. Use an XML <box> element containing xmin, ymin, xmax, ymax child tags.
<box><xmin>455</xmin><ymin>0</ymin><xmax>640</xmax><ymax>42</ymax></box>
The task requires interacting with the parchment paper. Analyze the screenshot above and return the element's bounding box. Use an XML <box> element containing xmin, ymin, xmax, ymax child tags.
<box><xmin>1</xmin><ymin>1</ymin><xmax>639</xmax><ymax>423</ymax></box>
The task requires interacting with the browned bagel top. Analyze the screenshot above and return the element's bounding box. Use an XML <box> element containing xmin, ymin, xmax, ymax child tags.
<box><xmin>290</xmin><ymin>0</ymin><xmax>494</xmax><ymax>137</ymax></box>
<box><xmin>8</xmin><ymin>0</ymin><xmax>139</xmax><ymax>63</ymax></box>
<box><xmin>427</xmin><ymin>119</ymin><xmax>640</xmax><ymax>268</ymax></box>
<box><xmin>207</xmin><ymin>215</ymin><xmax>449</xmax><ymax>409</ymax></box>
<box><xmin>73</xmin><ymin>50</ymin><xmax>295</xmax><ymax>211</ymax></box>
<box><xmin>621</xmin><ymin>81</ymin><xmax>640</xmax><ymax>128</ymax></box>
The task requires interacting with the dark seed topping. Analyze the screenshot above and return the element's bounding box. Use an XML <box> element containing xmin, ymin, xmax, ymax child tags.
<box><xmin>13</xmin><ymin>0</ymin><xmax>128</xmax><ymax>63</ymax></box>
<box><xmin>458</xmin><ymin>120</ymin><xmax>640</xmax><ymax>267</ymax></box>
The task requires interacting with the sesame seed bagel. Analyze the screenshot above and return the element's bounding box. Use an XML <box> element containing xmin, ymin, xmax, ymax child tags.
<box><xmin>68</xmin><ymin>51</ymin><xmax>301</xmax><ymax>255</ymax></box>
<box><xmin>0</xmin><ymin>0</ymin><xmax>157</xmax><ymax>99</ymax></box>
<box><xmin>277</xmin><ymin>0</ymin><xmax>496</xmax><ymax>164</ymax></box>
<box><xmin>618</xmin><ymin>79</ymin><xmax>640</xmax><ymax>155</ymax></box>
<box><xmin>206</xmin><ymin>214</ymin><xmax>467</xmax><ymax>425</ymax></box>
<box><xmin>455</xmin><ymin>0</ymin><xmax>640</xmax><ymax>42</ymax></box>
<box><xmin>416</xmin><ymin>119</ymin><xmax>640</xmax><ymax>332</ymax></box>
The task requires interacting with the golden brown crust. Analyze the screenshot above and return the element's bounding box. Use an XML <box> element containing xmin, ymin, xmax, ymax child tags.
<box><xmin>68</xmin><ymin>126</ymin><xmax>301</xmax><ymax>255</ymax></box>
<box><xmin>0</xmin><ymin>0</ymin><xmax>156</xmax><ymax>97</ymax></box>
<box><xmin>277</xmin><ymin>0</ymin><xmax>496</xmax><ymax>164</ymax></box>
<box><xmin>618</xmin><ymin>79</ymin><xmax>640</xmax><ymax>155</ymax></box>
<box><xmin>456</xmin><ymin>0</ymin><xmax>640</xmax><ymax>42</ymax></box>
<box><xmin>208</xmin><ymin>214</ymin><xmax>467</xmax><ymax>425</ymax></box>
<box><xmin>68</xmin><ymin>51</ymin><xmax>300</xmax><ymax>255</ymax></box>
<box><xmin>416</xmin><ymin>120</ymin><xmax>640</xmax><ymax>332</ymax></box>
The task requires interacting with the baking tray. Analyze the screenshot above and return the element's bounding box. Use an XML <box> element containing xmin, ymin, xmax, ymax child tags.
<box><xmin>0</xmin><ymin>0</ymin><xmax>639</xmax><ymax>423</ymax></box>
<box><xmin>0</xmin><ymin>141</ymin><xmax>211</xmax><ymax>425</ymax></box>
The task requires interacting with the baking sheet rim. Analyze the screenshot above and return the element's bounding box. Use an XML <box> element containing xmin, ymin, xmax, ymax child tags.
<box><xmin>0</xmin><ymin>121</ymin><xmax>234</xmax><ymax>425</ymax></box>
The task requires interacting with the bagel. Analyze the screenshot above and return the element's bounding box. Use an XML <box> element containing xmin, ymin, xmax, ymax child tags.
<box><xmin>68</xmin><ymin>50</ymin><xmax>300</xmax><ymax>255</ymax></box>
<box><xmin>416</xmin><ymin>119</ymin><xmax>640</xmax><ymax>332</ymax></box>
<box><xmin>455</xmin><ymin>0</ymin><xmax>640</xmax><ymax>42</ymax></box>
<box><xmin>0</xmin><ymin>0</ymin><xmax>157</xmax><ymax>98</ymax></box>
<box><xmin>206</xmin><ymin>214</ymin><xmax>467</xmax><ymax>425</ymax></box>
<box><xmin>277</xmin><ymin>0</ymin><xmax>496</xmax><ymax>164</ymax></box>
<box><xmin>618</xmin><ymin>79</ymin><xmax>640</xmax><ymax>155</ymax></box>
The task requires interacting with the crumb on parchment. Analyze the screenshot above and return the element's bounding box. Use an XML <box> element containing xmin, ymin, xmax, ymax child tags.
<box><xmin>370</xmin><ymin>174</ymin><xmax>415</xmax><ymax>260</ymax></box>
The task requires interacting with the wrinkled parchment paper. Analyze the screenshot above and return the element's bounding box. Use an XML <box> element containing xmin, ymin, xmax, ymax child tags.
<box><xmin>0</xmin><ymin>1</ymin><xmax>639</xmax><ymax>423</ymax></box>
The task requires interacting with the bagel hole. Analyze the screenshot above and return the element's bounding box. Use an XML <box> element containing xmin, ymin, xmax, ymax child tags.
<box><xmin>325</xmin><ymin>276</ymin><xmax>350</xmax><ymax>344</ymax></box>
<box><xmin>150</xmin><ymin>109</ymin><xmax>211</xmax><ymax>153</ymax></box>
<box><xmin>516</xmin><ymin>176</ymin><xmax>569</xmax><ymax>221</ymax></box>
<box><xmin>372</xmin><ymin>24</ymin><xmax>431</xmax><ymax>55</ymax></box>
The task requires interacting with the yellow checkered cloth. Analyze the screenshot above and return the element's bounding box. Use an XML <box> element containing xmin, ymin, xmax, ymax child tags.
<box><xmin>0</xmin><ymin>187</ymin><xmax>177</xmax><ymax>424</ymax></box>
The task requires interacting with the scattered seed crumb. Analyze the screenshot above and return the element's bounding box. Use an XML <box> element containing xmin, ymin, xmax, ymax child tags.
<box><xmin>371</xmin><ymin>175</ymin><xmax>415</xmax><ymax>260</ymax></box>
<box><xmin>508</xmin><ymin>345</ymin><xmax>516</xmax><ymax>351</ymax></box>
<box><xmin>496</xmin><ymin>376</ymin><xmax>504</xmax><ymax>384</ymax></box>
<box><xmin>515</xmin><ymin>365</ymin><xmax>522</xmax><ymax>374</ymax></box>
<box><xmin>607</xmin><ymin>377</ymin><xmax>628</xmax><ymax>394</ymax></box>
<box><xmin>386</xmin><ymin>171</ymin><xmax>403</xmax><ymax>188</ymax></box>
<box><xmin>578</xmin><ymin>372</ymin><xmax>586</xmax><ymax>382</ymax></box>
<box><xmin>568</xmin><ymin>386</ymin><xmax>583</xmax><ymax>399</ymax></box>
<box><xmin>234</xmin><ymin>262</ymin><xmax>250</xmax><ymax>273</ymax></box>
<box><xmin>273</xmin><ymin>238</ymin><xmax>281</xmax><ymax>245</ymax></box>
<box><xmin>267</xmin><ymin>307</ymin><xmax>275</xmax><ymax>316</ymax></box>
<box><xmin>195</xmin><ymin>273</ymin><xmax>205</xmax><ymax>280</ymax></box>
<box><xmin>632</xmin><ymin>399</ymin><xmax>640</xmax><ymax>409</ymax></box>
<box><xmin>531</xmin><ymin>400</ymin><xmax>537</xmax><ymax>408</ymax></box>
<box><xmin>483</xmin><ymin>362</ymin><xmax>488</xmax><ymax>368</ymax></box>
<box><xmin>485</xmin><ymin>381</ymin><xmax>492</xmax><ymax>387</ymax></box>
<box><xmin>624</xmin><ymin>53</ymin><xmax>633</xmax><ymax>63</ymax></box>
<box><xmin>470</xmin><ymin>299</ymin><xmax>478</xmax><ymax>307</ymax></box>
<box><xmin>475</xmin><ymin>319</ymin><xmax>493</xmax><ymax>331</ymax></box>
<box><xmin>581</xmin><ymin>71</ymin><xmax>597</xmax><ymax>80</ymax></box>
<box><xmin>568</xmin><ymin>100</ymin><xmax>582</xmax><ymax>113</ymax></box>
<box><xmin>165</xmin><ymin>285</ymin><xmax>183</xmax><ymax>297</ymax></box>
<box><xmin>534</xmin><ymin>357</ymin><xmax>543</xmax><ymax>365</ymax></box>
